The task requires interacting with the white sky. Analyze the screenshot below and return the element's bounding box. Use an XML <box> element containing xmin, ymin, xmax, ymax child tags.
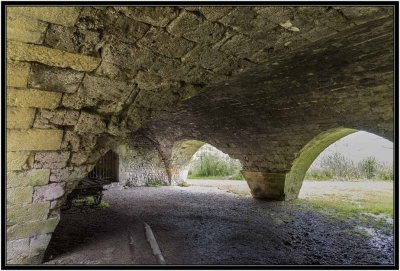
<box><xmin>311</xmin><ymin>131</ymin><xmax>393</xmax><ymax>167</ymax></box>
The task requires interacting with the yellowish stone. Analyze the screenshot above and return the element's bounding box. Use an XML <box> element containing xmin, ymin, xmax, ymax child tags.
<box><xmin>7</xmin><ymin>129</ymin><xmax>63</xmax><ymax>151</ymax></box>
<box><xmin>7</xmin><ymin>107</ymin><xmax>35</xmax><ymax>129</ymax></box>
<box><xmin>7</xmin><ymin>88</ymin><xmax>61</xmax><ymax>109</ymax></box>
<box><xmin>7</xmin><ymin>40</ymin><xmax>101</xmax><ymax>72</ymax></box>
<box><xmin>7</xmin><ymin>7</ymin><xmax>81</xmax><ymax>26</ymax></box>
<box><xmin>7</xmin><ymin>61</ymin><xmax>30</xmax><ymax>88</ymax></box>
<box><xmin>7</xmin><ymin>151</ymin><xmax>30</xmax><ymax>171</ymax></box>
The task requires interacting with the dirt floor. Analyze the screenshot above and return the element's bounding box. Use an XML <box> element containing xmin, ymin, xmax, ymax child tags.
<box><xmin>43</xmin><ymin>180</ymin><xmax>394</xmax><ymax>266</ymax></box>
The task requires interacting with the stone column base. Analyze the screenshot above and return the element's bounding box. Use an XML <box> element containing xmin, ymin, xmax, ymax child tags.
<box><xmin>242</xmin><ymin>171</ymin><xmax>287</xmax><ymax>200</ymax></box>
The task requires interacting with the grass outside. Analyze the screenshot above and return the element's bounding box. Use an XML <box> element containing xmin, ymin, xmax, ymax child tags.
<box><xmin>186</xmin><ymin>179</ymin><xmax>394</xmax><ymax>227</ymax></box>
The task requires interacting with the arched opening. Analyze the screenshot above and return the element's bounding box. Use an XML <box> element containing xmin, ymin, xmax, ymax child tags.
<box><xmin>168</xmin><ymin>140</ymin><xmax>244</xmax><ymax>186</ymax></box>
<box><xmin>297</xmin><ymin>131</ymin><xmax>394</xmax><ymax>219</ymax></box>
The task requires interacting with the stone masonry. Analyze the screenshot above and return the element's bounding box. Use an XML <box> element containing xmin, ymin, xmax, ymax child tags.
<box><xmin>5</xmin><ymin>6</ymin><xmax>394</xmax><ymax>264</ymax></box>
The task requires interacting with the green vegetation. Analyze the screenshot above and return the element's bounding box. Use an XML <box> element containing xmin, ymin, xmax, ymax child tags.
<box><xmin>188</xmin><ymin>153</ymin><xmax>243</xmax><ymax>180</ymax></box>
<box><xmin>178</xmin><ymin>181</ymin><xmax>190</xmax><ymax>187</ymax></box>
<box><xmin>146</xmin><ymin>179</ymin><xmax>163</xmax><ymax>187</ymax></box>
<box><xmin>74</xmin><ymin>196</ymin><xmax>110</xmax><ymax>208</ymax></box>
<box><xmin>305</xmin><ymin>153</ymin><xmax>393</xmax><ymax>181</ymax></box>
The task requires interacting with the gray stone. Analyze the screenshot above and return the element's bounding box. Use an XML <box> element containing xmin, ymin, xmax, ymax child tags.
<box><xmin>33</xmin><ymin>183</ymin><xmax>65</xmax><ymax>202</ymax></box>
<box><xmin>33</xmin><ymin>151</ymin><xmax>70</xmax><ymax>169</ymax></box>
<box><xmin>28</xmin><ymin>63</ymin><xmax>85</xmax><ymax>93</ymax></box>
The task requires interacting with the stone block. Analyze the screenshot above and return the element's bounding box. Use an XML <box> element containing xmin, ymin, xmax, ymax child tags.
<box><xmin>60</xmin><ymin>131</ymin><xmax>80</xmax><ymax>152</ymax></box>
<box><xmin>44</xmin><ymin>24</ymin><xmax>101</xmax><ymax>56</ymax></box>
<box><xmin>148</xmin><ymin>56</ymin><xmax>189</xmax><ymax>80</ymax></box>
<box><xmin>7</xmin><ymin>202</ymin><xmax>50</xmax><ymax>225</ymax></box>
<box><xmin>138</xmin><ymin>28</ymin><xmax>195</xmax><ymax>58</ymax></box>
<box><xmin>28</xmin><ymin>63</ymin><xmax>85</xmax><ymax>93</ymax></box>
<box><xmin>8</xmin><ymin>7</ymin><xmax>81</xmax><ymax>26</ymax></box>
<box><xmin>167</xmin><ymin>11</ymin><xmax>203</xmax><ymax>36</ymax></box>
<box><xmin>112</xmin><ymin>15</ymin><xmax>150</xmax><ymax>44</ymax></box>
<box><xmin>7</xmin><ymin>129</ymin><xmax>63</xmax><ymax>151</ymax></box>
<box><xmin>8</xmin><ymin>40</ymin><xmax>101</xmax><ymax>72</ymax></box>
<box><xmin>220</xmin><ymin>34</ymin><xmax>265</xmax><ymax>59</ymax></box>
<box><xmin>182</xmin><ymin>45</ymin><xmax>232</xmax><ymax>70</ymax></box>
<box><xmin>242</xmin><ymin>171</ymin><xmax>286</xmax><ymax>200</ymax></box>
<box><xmin>115</xmin><ymin>7</ymin><xmax>178</xmax><ymax>27</ymax></box>
<box><xmin>101</xmin><ymin>42</ymin><xmax>157</xmax><ymax>71</ymax></box>
<box><xmin>7</xmin><ymin>151</ymin><xmax>30</xmax><ymax>171</ymax></box>
<box><xmin>7</xmin><ymin>88</ymin><xmax>62</xmax><ymax>109</ymax></box>
<box><xmin>7</xmin><ymin>238</ymin><xmax>30</xmax><ymax>261</ymax></box>
<box><xmin>7</xmin><ymin>218</ymin><xmax>59</xmax><ymax>240</ymax></box>
<box><xmin>74</xmin><ymin>112</ymin><xmax>106</xmax><ymax>134</ymax></box>
<box><xmin>184</xmin><ymin>21</ymin><xmax>226</xmax><ymax>44</ymax></box>
<box><xmin>198</xmin><ymin>7</ymin><xmax>234</xmax><ymax>21</ymax></box>
<box><xmin>7</xmin><ymin>61</ymin><xmax>30</xmax><ymax>88</ymax></box>
<box><xmin>7</xmin><ymin>187</ymin><xmax>33</xmax><ymax>205</ymax></box>
<box><xmin>33</xmin><ymin>151</ymin><xmax>70</xmax><ymax>169</ymax></box>
<box><xmin>33</xmin><ymin>183</ymin><xmax>65</xmax><ymax>202</ymax></box>
<box><xmin>81</xmin><ymin>74</ymin><xmax>136</xmax><ymax>102</ymax></box>
<box><xmin>7</xmin><ymin>169</ymin><xmax>50</xmax><ymax>188</ymax></box>
<box><xmin>34</xmin><ymin>109</ymin><xmax>80</xmax><ymax>128</ymax></box>
<box><xmin>29</xmin><ymin>234</ymin><xmax>52</xmax><ymax>257</ymax></box>
<box><xmin>49</xmin><ymin>166</ymin><xmax>88</xmax><ymax>183</ymax></box>
<box><xmin>7</xmin><ymin>107</ymin><xmax>35</xmax><ymax>129</ymax></box>
<box><xmin>7</xmin><ymin>12</ymin><xmax>47</xmax><ymax>43</ymax></box>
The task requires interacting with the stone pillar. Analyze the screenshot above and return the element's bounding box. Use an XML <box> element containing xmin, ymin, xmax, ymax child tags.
<box><xmin>242</xmin><ymin>171</ymin><xmax>286</xmax><ymax>200</ymax></box>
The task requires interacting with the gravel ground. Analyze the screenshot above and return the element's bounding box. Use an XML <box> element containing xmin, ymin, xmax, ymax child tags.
<box><xmin>43</xmin><ymin>183</ymin><xmax>394</xmax><ymax>266</ymax></box>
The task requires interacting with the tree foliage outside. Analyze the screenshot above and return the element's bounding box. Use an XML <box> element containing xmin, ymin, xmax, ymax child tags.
<box><xmin>306</xmin><ymin>152</ymin><xmax>393</xmax><ymax>181</ymax></box>
<box><xmin>188</xmin><ymin>153</ymin><xmax>243</xmax><ymax>180</ymax></box>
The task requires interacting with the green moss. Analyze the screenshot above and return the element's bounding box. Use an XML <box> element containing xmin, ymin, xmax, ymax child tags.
<box><xmin>178</xmin><ymin>181</ymin><xmax>190</xmax><ymax>187</ymax></box>
<box><xmin>285</xmin><ymin>128</ymin><xmax>357</xmax><ymax>199</ymax></box>
<box><xmin>146</xmin><ymin>180</ymin><xmax>163</xmax><ymax>187</ymax></box>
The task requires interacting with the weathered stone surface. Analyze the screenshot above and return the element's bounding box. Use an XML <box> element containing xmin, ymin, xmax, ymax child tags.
<box><xmin>183</xmin><ymin>21</ymin><xmax>226</xmax><ymax>44</ymax></box>
<box><xmin>138</xmin><ymin>28</ymin><xmax>195</xmax><ymax>58</ymax></box>
<box><xmin>60</xmin><ymin>131</ymin><xmax>81</xmax><ymax>152</ymax></box>
<box><xmin>34</xmin><ymin>109</ymin><xmax>80</xmax><ymax>128</ymax></box>
<box><xmin>167</xmin><ymin>11</ymin><xmax>203</xmax><ymax>36</ymax></box>
<box><xmin>220</xmin><ymin>34</ymin><xmax>265</xmax><ymax>58</ymax></box>
<box><xmin>7</xmin><ymin>107</ymin><xmax>35</xmax><ymax>129</ymax></box>
<box><xmin>28</xmin><ymin>63</ymin><xmax>85</xmax><ymax>93</ymax></box>
<box><xmin>7</xmin><ymin>12</ymin><xmax>47</xmax><ymax>43</ymax></box>
<box><xmin>8</xmin><ymin>7</ymin><xmax>81</xmax><ymax>26</ymax></box>
<box><xmin>70</xmin><ymin>152</ymin><xmax>89</xmax><ymax>166</ymax></box>
<box><xmin>337</xmin><ymin>7</ymin><xmax>391</xmax><ymax>25</ymax></box>
<box><xmin>198</xmin><ymin>7</ymin><xmax>234</xmax><ymax>21</ymax></box>
<box><xmin>74</xmin><ymin>112</ymin><xmax>106</xmax><ymax>134</ymax></box>
<box><xmin>115</xmin><ymin>7</ymin><xmax>178</xmax><ymax>27</ymax></box>
<box><xmin>7</xmin><ymin>202</ymin><xmax>50</xmax><ymax>225</ymax></box>
<box><xmin>111</xmin><ymin>14</ymin><xmax>150</xmax><ymax>43</ymax></box>
<box><xmin>49</xmin><ymin>166</ymin><xmax>89</xmax><ymax>183</ymax></box>
<box><xmin>101</xmin><ymin>41</ymin><xmax>157</xmax><ymax>72</ymax></box>
<box><xmin>7</xmin><ymin>61</ymin><xmax>30</xmax><ymax>87</ymax></box>
<box><xmin>44</xmin><ymin>24</ymin><xmax>101</xmax><ymax>56</ymax></box>
<box><xmin>8</xmin><ymin>40</ymin><xmax>101</xmax><ymax>72</ymax></box>
<box><xmin>7</xmin><ymin>218</ymin><xmax>59</xmax><ymax>240</ymax></box>
<box><xmin>7</xmin><ymin>151</ymin><xmax>30</xmax><ymax>171</ymax></box>
<box><xmin>182</xmin><ymin>45</ymin><xmax>232</xmax><ymax>70</ymax></box>
<box><xmin>62</xmin><ymin>75</ymin><xmax>136</xmax><ymax>112</ymax></box>
<box><xmin>33</xmin><ymin>183</ymin><xmax>65</xmax><ymax>202</ymax></box>
<box><xmin>7</xmin><ymin>238</ymin><xmax>30</xmax><ymax>261</ymax></box>
<box><xmin>38</xmin><ymin>111</ymin><xmax>73</xmax><ymax>128</ymax></box>
<box><xmin>33</xmin><ymin>152</ymin><xmax>70</xmax><ymax>169</ymax></box>
<box><xmin>7</xmin><ymin>169</ymin><xmax>50</xmax><ymax>188</ymax></box>
<box><xmin>7</xmin><ymin>88</ymin><xmax>62</xmax><ymax>109</ymax></box>
<box><xmin>29</xmin><ymin>234</ymin><xmax>52</xmax><ymax>257</ymax></box>
<box><xmin>7</xmin><ymin>129</ymin><xmax>63</xmax><ymax>151</ymax></box>
<box><xmin>7</xmin><ymin>187</ymin><xmax>33</xmax><ymax>205</ymax></box>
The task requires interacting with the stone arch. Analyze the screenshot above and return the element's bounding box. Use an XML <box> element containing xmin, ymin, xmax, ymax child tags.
<box><xmin>5</xmin><ymin>5</ymin><xmax>394</xmax><ymax>264</ymax></box>
<box><xmin>283</xmin><ymin>127</ymin><xmax>357</xmax><ymax>200</ymax></box>
<box><xmin>167</xmin><ymin>139</ymin><xmax>205</xmax><ymax>184</ymax></box>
